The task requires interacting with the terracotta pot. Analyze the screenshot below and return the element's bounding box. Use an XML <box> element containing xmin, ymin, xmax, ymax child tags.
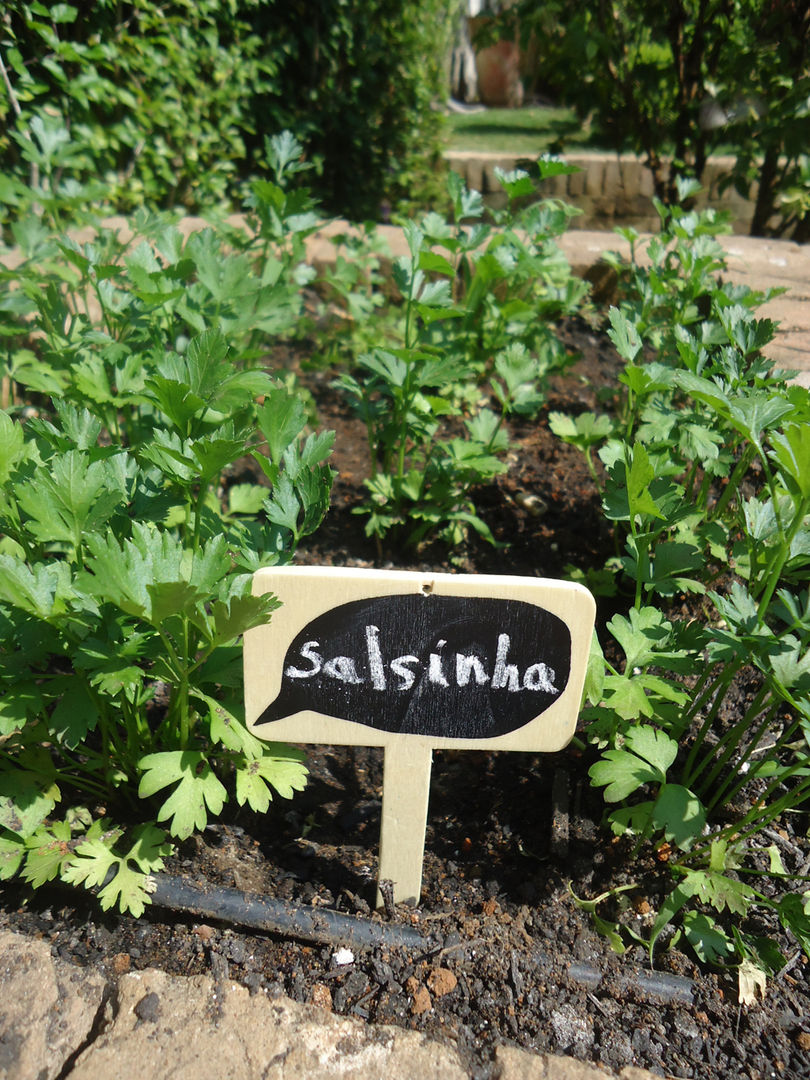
<box><xmin>469</xmin><ymin>16</ymin><xmax>524</xmax><ymax>108</ymax></box>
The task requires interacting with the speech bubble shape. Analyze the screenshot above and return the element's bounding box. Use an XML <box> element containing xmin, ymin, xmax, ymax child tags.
<box><xmin>255</xmin><ymin>593</ymin><xmax>571</xmax><ymax>740</ymax></box>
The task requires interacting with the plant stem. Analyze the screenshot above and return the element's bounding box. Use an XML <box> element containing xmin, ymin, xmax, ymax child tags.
<box><xmin>682</xmin><ymin>664</ymin><xmax>720</xmax><ymax>724</ymax></box>
<box><xmin>178</xmin><ymin>617</ymin><xmax>192</xmax><ymax>749</ymax></box>
<box><xmin>0</xmin><ymin>48</ymin><xmax>40</xmax><ymax>191</ymax></box>
<box><xmin>680</xmin><ymin>659</ymin><xmax>743</xmax><ymax>787</ymax></box>
<box><xmin>711</xmin><ymin>710</ymin><xmax>802</xmax><ymax>816</ymax></box>
<box><xmin>683</xmin><ymin>460</ymin><xmax>698</xmax><ymax>502</ymax></box>
<box><xmin>757</xmin><ymin>495</ymin><xmax>810</xmax><ymax>619</ymax></box>
<box><xmin>711</xmin><ymin>443</ymin><xmax>756</xmax><ymax>521</ymax></box>
<box><xmin>93</xmin><ymin>281</ymin><xmax>114</xmax><ymax>339</ymax></box>
<box><xmin>51</xmin><ymin>769</ymin><xmax>109</xmax><ymax>800</ymax></box>
<box><xmin>192</xmin><ymin>481</ymin><xmax>207</xmax><ymax>555</ymax></box>
<box><xmin>583</xmin><ymin>446</ymin><xmax>603</xmax><ymax>493</ymax></box>
<box><xmin>697</xmin><ymin>690</ymin><xmax>775</xmax><ymax>809</ymax></box>
<box><xmin>695</xmin><ymin>469</ymin><xmax>712</xmax><ymax>511</ymax></box>
<box><xmin>702</xmin><ymin>769</ymin><xmax>810</xmax><ymax>853</ymax></box>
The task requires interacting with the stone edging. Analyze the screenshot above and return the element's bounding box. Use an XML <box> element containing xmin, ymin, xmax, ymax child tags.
<box><xmin>445</xmin><ymin>151</ymin><xmax>757</xmax><ymax>234</ymax></box>
<box><xmin>0</xmin><ymin>930</ymin><xmax>668</xmax><ymax>1080</ymax></box>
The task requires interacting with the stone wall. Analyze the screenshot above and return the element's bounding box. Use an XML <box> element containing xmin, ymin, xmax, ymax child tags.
<box><xmin>445</xmin><ymin>151</ymin><xmax>759</xmax><ymax>234</ymax></box>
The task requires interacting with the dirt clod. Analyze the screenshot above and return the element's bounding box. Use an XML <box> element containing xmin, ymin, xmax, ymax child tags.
<box><xmin>427</xmin><ymin>968</ymin><xmax>458</xmax><ymax>998</ymax></box>
<box><xmin>406</xmin><ymin>977</ymin><xmax>432</xmax><ymax>1016</ymax></box>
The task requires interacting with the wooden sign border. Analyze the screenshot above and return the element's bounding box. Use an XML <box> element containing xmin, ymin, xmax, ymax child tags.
<box><xmin>246</xmin><ymin>566</ymin><xmax>595</xmax><ymax>752</ymax></box>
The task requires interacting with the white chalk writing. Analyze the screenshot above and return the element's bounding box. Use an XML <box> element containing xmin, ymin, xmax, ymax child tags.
<box><xmin>283</xmin><ymin>629</ymin><xmax>558</xmax><ymax>694</ymax></box>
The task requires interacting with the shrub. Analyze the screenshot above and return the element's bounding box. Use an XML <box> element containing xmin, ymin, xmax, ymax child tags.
<box><xmin>0</xmin><ymin>0</ymin><xmax>274</xmax><ymax>212</ymax></box>
<box><xmin>509</xmin><ymin>0</ymin><xmax>810</xmax><ymax>236</ymax></box>
<box><xmin>247</xmin><ymin>0</ymin><xmax>454</xmax><ymax>219</ymax></box>
<box><xmin>0</xmin><ymin>0</ymin><xmax>454</xmax><ymax>221</ymax></box>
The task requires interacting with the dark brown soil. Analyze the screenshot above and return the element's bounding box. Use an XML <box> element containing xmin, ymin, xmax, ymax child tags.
<box><xmin>2</xmin><ymin>318</ymin><xmax>809</xmax><ymax>1079</ymax></box>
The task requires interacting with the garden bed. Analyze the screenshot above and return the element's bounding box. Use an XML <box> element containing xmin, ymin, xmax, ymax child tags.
<box><xmin>2</xmin><ymin>318</ymin><xmax>808</xmax><ymax>1080</ymax></box>
<box><xmin>2</xmin><ymin>133</ymin><xmax>810</xmax><ymax>1080</ymax></box>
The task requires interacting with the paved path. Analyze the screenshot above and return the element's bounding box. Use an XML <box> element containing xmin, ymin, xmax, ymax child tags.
<box><xmin>309</xmin><ymin>223</ymin><xmax>810</xmax><ymax>380</ymax></box>
<box><xmin>5</xmin><ymin>214</ymin><xmax>806</xmax><ymax>377</ymax></box>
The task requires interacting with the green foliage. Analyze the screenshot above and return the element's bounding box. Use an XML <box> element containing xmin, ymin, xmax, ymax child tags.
<box><xmin>1</xmin><ymin>64</ymin><xmax>807</xmax><ymax>980</ymax></box>
<box><xmin>246</xmin><ymin>0</ymin><xmax>454</xmax><ymax>218</ymax></box>
<box><xmin>509</xmin><ymin>0</ymin><xmax>810</xmax><ymax>236</ymax></box>
<box><xmin>566</xmin><ymin>196</ymin><xmax>810</xmax><ymax>975</ymax></box>
<box><xmin>0</xmin><ymin>152</ymin><xmax>333</xmax><ymax>914</ymax></box>
<box><xmin>1</xmin><ymin>0</ymin><xmax>275</xmax><ymax>215</ymax></box>
<box><xmin>0</xmin><ymin>0</ymin><xmax>454</xmax><ymax>221</ymax></box>
<box><xmin>589</xmin><ymin>725</ymin><xmax>678</xmax><ymax>802</ymax></box>
<box><xmin>336</xmin><ymin>164</ymin><xmax>586</xmax><ymax>548</ymax></box>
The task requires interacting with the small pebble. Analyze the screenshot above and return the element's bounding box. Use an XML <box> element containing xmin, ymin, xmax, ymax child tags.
<box><xmin>333</xmin><ymin>947</ymin><xmax>354</xmax><ymax>966</ymax></box>
<box><xmin>515</xmin><ymin>491</ymin><xmax>547</xmax><ymax>517</ymax></box>
<box><xmin>310</xmin><ymin>983</ymin><xmax>333</xmax><ymax>1011</ymax></box>
<box><xmin>133</xmin><ymin>992</ymin><xmax>160</xmax><ymax>1023</ymax></box>
<box><xmin>243</xmin><ymin>972</ymin><xmax>264</xmax><ymax>997</ymax></box>
<box><xmin>225</xmin><ymin>938</ymin><xmax>246</xmax><ymax>965</ymax></box>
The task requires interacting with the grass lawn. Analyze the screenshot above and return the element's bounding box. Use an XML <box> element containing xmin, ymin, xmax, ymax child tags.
<box><xmin>444</xmin><ymin>104</ymin><xmax>737</xmax><ymax>161</ymax></box>
<box><xmin>444</xmin><ymin>105</ymin><xmax>610</xmax><ymax>155</ymax></box>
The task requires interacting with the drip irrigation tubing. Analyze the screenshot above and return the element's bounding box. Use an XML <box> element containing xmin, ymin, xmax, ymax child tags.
<box><xmin>147</xmin><ymin>874</ymin><xmax>695</xmax><ymax>1005</ymax></box>
<box><xmin>147</xmin><ymin>873</ymin><xmax>429</xmax><ymax>951</ymax></box>
<box><xmin>567</xmin><ymin>959</ymin><xmax>694</xmax><ymax>1005</ymax></box>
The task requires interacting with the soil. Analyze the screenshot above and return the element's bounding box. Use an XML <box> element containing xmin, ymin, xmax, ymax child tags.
<box><xmin>2</xmin><ymin>317</ymin><xmax>809</xmax><ymax>1080</ymax></box>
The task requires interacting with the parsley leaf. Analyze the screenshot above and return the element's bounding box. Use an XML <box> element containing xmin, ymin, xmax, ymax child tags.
<box><xmin>138</xmin><ymin>751</ymin><xmax>227</xmax><ymax>839</ymax></box>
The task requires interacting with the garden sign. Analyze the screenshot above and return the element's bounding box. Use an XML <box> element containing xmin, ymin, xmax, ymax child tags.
<box><xmin>245</xmin><ymin>567</ymin><xmax>595</xmax><ymax>906</ymax></box>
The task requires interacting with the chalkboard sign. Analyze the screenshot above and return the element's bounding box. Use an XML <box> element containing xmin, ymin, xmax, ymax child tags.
<box><xmin>245</xmin><ymin>567</ymin><xmax>595</xmax><ymax>904</ymax></box>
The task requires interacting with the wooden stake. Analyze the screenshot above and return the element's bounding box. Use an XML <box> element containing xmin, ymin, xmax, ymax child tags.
<box><xmin>377</xmin><ymin>739</ymin><xmax>433</xmax><ymax>906</ymax></box>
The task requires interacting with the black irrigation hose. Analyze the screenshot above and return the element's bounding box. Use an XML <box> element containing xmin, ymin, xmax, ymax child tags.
<box><xmin>148</xmin><ymin>873</ymin><xmax>429</xmax><ymax>951</ymax></box>
<box><xmin>148</xmin><ymin>874</ymin><xmax>695</xmax><ymax>1005</ymax></box>
<box><xmin>568</xmin><ymin>959</ymin><xmax>694</xmax><ymax>1006</ymax></box>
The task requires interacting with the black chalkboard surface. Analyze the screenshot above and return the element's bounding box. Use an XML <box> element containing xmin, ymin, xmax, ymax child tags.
<box><xmin>258</xmin><ymin>593</ymin><xmax>571</xmax><ymax>740</ymax></box>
